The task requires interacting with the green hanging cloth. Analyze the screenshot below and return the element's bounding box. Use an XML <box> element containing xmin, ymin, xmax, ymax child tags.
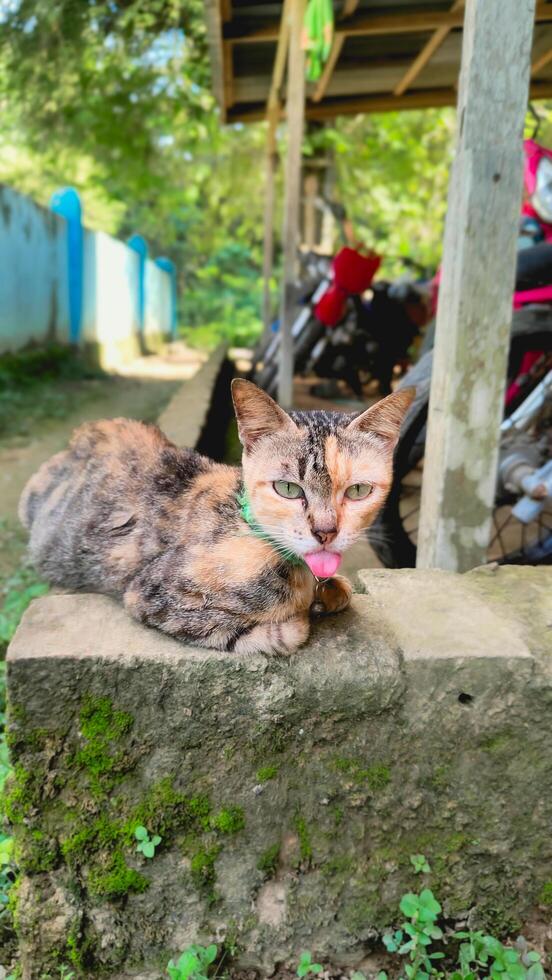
<box><xmin>303</xmin><ymin>0</ymin><xmax>334</xmax><ymax>82</ymax></box>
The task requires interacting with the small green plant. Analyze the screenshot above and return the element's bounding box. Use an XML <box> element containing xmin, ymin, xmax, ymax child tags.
<box><xmin>134</xmin><ymin>825</ymin><xmax>161</xmax><ymax>859</ymax></box>
<box><xmin>167</xmin><ymin>943</ymin><xmax>218</xmax><ymax>980</ymax></box>
<box><xmin>296</xmin><ymin>951</ymin><xmax>323</xmax><ymax>977</ymax></box>
<box><xmin>451</xmin><ymin>932</ymin><xmax>545</xmax><ymax>980</ymax></box>
<box><xmin>410</xmin><ymin>853</ymin><xmax>432</xmax><ymax>875</ymax></box>
<box><xmin>378</xmin><ymin>884</ymin><xmax>546</xmax><ymax>980</ymax></box>
<box><xmin>382</xmin><ymin>888</ymin><xmax>445</xmax><ymax>978</ymax></box>
<box><xmin>59</xmin><ymin>967</ymin><xmax>76</xmax><ymax>980</ymax></box>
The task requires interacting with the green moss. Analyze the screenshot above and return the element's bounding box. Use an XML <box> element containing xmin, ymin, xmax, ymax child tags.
<box><xmin>342</xmin><ymin>897</ymin><xmax>378</xmax><ymax>935</ymax></box>
<box><xmin>187</xmin><ymin>795</ymin><xmax>211</xmax><ymax>829</ymax></box>
<box><xmin>362</xmin><ymin>765</ymin><xmax>391</xmax><ymax>791</ymax></box>
<box><xmin>256</xmin><ymin>765</ymin><xmax>278</xmax><ymax>783</ymax></box>
<box><xmin>332</xmin><ymin>806</ymin><xmax>344</xmax><ymax>827</ymax></box>
<box><xmin>257</xmin><ymin>843</ymin><xmax>280</xmax><ymax>876</ymax></box>
<box><xmin>73</xmin><ymin>696</ymin><xmax>134</xmax><ymax>796</ymax></box>
<box><xmin>66</xmin><ymin>927</ymin><xmax>87</xmax><ymax>972</ymax></box>
<box><xmin>125</xmin><ymin>778</ymin><xmax>189</xmax><ymax>839</ymax></box>
<box><xmin>61</xmin><ymin>815</ymin><xmax>121</xmax><ymax>863</ymax></box>
<box><xmin>3</xmin><ymin>764</ymin><xmax>42</xmax><ymax>824</ymax></box>
<box><xmin>322</xmin><ymin>855</ymin><xmax>354</xmax><ymax>877</ymax></box>
<box><xmin>79</xmin><ymin>696</ymin><xmax>133</xmax><ymax>741</ymax></box>
<box><xmin>88</xmin><ymin>851</ymin><xmax>148</xmax><ymax>899</ymax></box>
<box><xmin>331</xmin><ymin>757</ymin><xmax>391</xmax><ymax>789</ymax></box>
<box><xmin>5</xmin><ymin>726</ymin><xmax>48</xmax><ymax>752</ymax></box>
<box><xmin>8</xmin><ymin>703</ymin><xmax>26</xmax><ymax>723</ymax></box>
<box><xmin>18</xmin><ymin>829</ymin><xmax>58</xmax><ymax>874</ymax></box>
<box><xmin>190</xmin><ymin>844</ymin><xmax>221</xmax><ymax>904</ymax></box>
<box><xmin>333</xmin><ymin>756</ymin><xmax>355</xmax><ymax>774</ymax></box>
<box><xmin>539</xmin><ymin>881</ymin><xmax>552</xmax><ymax>906</ymax></box>
<box><xmin>210</xmin><ymin>806</ymin><xmax>245</xmax><ymax>834</ymax></box>
<box><xmin>250</xmin><ymin>722</ymin><xmax>294</xmax><ymax>760</ymax></box>
<box><xmin>480</xmin><ymin>733</ymin><xmax>513</xmax><ymax>754</ymax></box>
<box><xmin>430</xmin><ymin>764</ymin><xmax>450</xmax><ymax>789</ymax></box>
<box><xmin>294</xmin><ymin>814</ymin><xmax>313</xmax><ymax>863</ymax></box>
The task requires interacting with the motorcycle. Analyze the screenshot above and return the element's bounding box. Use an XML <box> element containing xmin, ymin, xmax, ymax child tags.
<box><xmin>306</xmin><ymin>263</ymin><xmax>432</xmax><ymax>398</ymax></box>
<box><xmin>251</xmin><ymin>245</ymin><xmax>431</xmax><ymax>399</ymax></box>
<box><xmin>369</xmin><ymin>137</ymin><xmax>552</xmax><ymax>568</ymax></box>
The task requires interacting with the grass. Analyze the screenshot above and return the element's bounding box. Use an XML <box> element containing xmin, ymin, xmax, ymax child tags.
<box><xmin>0</xmin><ymin>344</ymin><xmax>106</xmax><ymax>441</ymax></box>
<box><xmin>0</xmin><ymin>564</ymin><xmax>48</xmax><ymax>657</ymax></box>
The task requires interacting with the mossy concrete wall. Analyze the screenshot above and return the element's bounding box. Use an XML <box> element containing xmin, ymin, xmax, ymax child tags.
<box><xmin>5</xmin><ymin>566</ymin><xmax>552</xmax><ymax>978</ymax></box>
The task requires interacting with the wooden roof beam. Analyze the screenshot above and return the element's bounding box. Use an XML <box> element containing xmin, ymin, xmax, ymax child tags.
<box><xmin>266</xmin><ymin>0</ymin><xmax>291</xmax><ymax>128</ymax></box>
<box><xmin>228</xmin><ymin>7</ymin><xmax>466</xmax><ymax>44</ymax></box>
<box><xmin>532</xmin><ymin>41</ymin><xmax>552</xmax><ymax>75</ymax></box>
<box><xmin>394</xmin><ymin>0</ymin><xmax>464</xmax><ymax>97</ymax></box>
<box><xmin>227</xmin><ymin>2</ymin><xmax>552</xmax><ymax>45</ymax></box>
<box><xmin>228</xmin><ymin>79</ymin><xmax>552</xmax><ymax>124</ymax></box>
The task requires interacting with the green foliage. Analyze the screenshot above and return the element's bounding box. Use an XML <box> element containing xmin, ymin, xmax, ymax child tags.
<box><xmin>134</xmin><ymin>825</ymin><xmax>162</xmax><ymax>859</ymax></box>
<box><xmin>410</xmin><ymin>854</ymin><xmax>432</xmax><ymax>875</ymax></box>
<box><xmin>376</xmin><ymin>879</ymin><xmax>546</xmax><ymax>980</ymax></box>
<box><xmin>296</xmin><ymin>951</ymin><xmax>323</xmax><ymax>977</ymax></box>
<box><xmin>167</xmin><ymin>943</ymin><xmax>217</xmax><ymax>980</ymax></box>
<box><xmin>0</xmin><ymin>567</ymin><xmax>48</xmax><ymax>655</ymax></box>
<box><xmin>0</xmin><ymin>346</ymin><xmax>104</xmax><ymax>441</ymax></box>
<box><xmin>450</xmin><ymin>932</ymin><xmax>545</xmax><ymax>980</ymax></box>
<box><xmin>0</xmin><ymin>832</ymin><xmax>14</xmax><ymax>907</ymax></box>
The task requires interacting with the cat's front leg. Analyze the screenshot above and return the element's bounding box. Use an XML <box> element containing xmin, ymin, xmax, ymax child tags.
<box><xmin>123</xmin><ymin>577</ymin><xmax>310</xmax><ymax>656</ymax></box>
<box><xmin>233</xmin><ymin>613</ymin><xmax>310</xmax><ymax>656</ymax></box>
<box><xmin>312</xmin><ymin>574</ymin><xmax>352</xmax><ymax>615</ymax></box>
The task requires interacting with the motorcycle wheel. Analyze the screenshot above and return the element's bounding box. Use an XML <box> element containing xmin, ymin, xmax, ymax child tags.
<box><xmin>369</xmin><ymin>345</ymin><xmax>552</xmax><ymax>568</ymax></box>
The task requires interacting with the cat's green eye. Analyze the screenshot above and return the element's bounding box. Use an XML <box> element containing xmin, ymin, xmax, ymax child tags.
<box><xmin>273</xmin><ymin>480</ymin><xmax>304</xmax><ymax>499</ymax></box>
<box><xmin>345</xmin><ymin>483</ymin><xmax>373</xmax><ymax>500</ymax></box>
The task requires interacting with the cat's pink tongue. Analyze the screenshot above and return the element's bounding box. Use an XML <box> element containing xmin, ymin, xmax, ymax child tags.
<box><xmin>303</xmin><ymin>551</ymin><xmax>342</xmax><ymax>578</ymax></box>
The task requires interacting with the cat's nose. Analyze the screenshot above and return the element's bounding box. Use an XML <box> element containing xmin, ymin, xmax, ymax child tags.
<box><xmin>312</xmin><ymin>527</ymin><xmax>338</xmax><ymax>545</ymax></box>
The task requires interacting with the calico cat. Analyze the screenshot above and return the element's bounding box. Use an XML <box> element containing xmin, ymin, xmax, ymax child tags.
<box><xmin>19</xmin><ymin>380</ymin><xmax>414</xmax><ymax>655</ymax></box>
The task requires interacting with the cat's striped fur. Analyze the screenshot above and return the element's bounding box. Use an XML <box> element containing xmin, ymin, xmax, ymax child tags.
<box><xmin>19</xmin><ymin>381</ymin><xmax>414</xmax><ymax>654</ymax></box>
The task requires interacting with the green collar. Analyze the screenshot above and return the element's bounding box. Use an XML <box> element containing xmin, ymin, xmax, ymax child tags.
<box><xmin>236</xmin><ymin>488</ymin><xmax>305</xmax><ymax>568</ymax></box>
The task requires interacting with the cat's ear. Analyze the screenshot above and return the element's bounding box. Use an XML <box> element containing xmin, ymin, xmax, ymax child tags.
<box><xmin>347</xmin><ymin>387</ymin><xmax>416</xmax><ymax>446</ymax></box>
<box><xmin>231</xmin><ymin>379</ymin><xmax>297</xmax><ymax>452</ymax></box>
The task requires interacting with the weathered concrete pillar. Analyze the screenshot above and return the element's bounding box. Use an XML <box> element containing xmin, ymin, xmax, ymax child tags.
<box><xmin>6</xmin><ymin>567</ymin><xmax>552</xmax><ymax>978</ymax></box>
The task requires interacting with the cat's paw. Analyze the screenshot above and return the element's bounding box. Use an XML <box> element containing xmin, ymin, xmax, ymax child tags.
<box><xmin>311</xmin><ymin>574</ymin><xmax>352</xmax><ymax>615</ymax></box>
<box><xmin>234</xmin><ymin>615</ymin><xmax>310</xmax><ymax>656</ymax></box>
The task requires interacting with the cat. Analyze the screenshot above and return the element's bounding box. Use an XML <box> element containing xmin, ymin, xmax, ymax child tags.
<box><xmin>19</xmin><ymin>380</ymin><xmax>414</xmax><ymax>655</ymax></box>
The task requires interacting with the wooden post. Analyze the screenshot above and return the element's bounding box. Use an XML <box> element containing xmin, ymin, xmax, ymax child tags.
<box><xmin>417</xmin><ymin>0</ymin><xmax>536</xmax><ymax>572</ymax></box>
<box><xmin>303</xmin><ymin>173</ymin><xmax>319</xmax><ymax>249</ymax></box>
<box><xmin>262</xmin><ymin>117</ymin><xmax>278</xmax><ymax>333</ymax></box>
<box><xmin>278</xmin><ymin>0</ymin><xmax>306</xmax><ymax>409</ymax></box>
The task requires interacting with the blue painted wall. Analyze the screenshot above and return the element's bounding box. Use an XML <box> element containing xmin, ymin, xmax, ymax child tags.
<box><xmin>0</xmin><ymin>185</ymin><xmax>70</xmax><ymax>350</ymax></box>
<box><xmin>0</xmin><ymin>183</ymin><xmax>176</xmax><ymax>363</ymax></box>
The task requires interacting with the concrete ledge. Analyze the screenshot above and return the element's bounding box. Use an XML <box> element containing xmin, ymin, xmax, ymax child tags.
<box><xmin>6</xmin><ymin>566</ymin><xmax>552</xmax><ymax>978</ymax></box>
<box><xmin>158</xmin><ymin>343</ymin><xmax>227</xmax><ymax>447</ymax></box>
